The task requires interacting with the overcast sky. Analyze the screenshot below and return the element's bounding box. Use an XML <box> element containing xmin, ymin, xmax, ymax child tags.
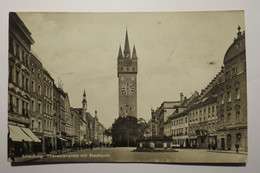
<box><xmin>18</xmin><ymin>11</ymin><xmax>244</xmax><ymax>128</ymax></box>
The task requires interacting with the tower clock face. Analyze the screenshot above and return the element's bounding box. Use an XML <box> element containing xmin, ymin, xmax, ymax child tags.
<box><xmin>121</xmin><ymin>82</ymin><xmax>134</xmax><ymax>96</ymax></box>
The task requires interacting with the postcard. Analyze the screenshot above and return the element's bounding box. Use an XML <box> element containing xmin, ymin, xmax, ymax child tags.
<box><xmin>7</xmin><ymin>11</ymin><xmax>247</xmax><ymax>164</ymax></box>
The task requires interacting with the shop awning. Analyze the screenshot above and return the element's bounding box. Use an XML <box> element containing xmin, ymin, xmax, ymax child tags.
<box><xmin>21</xmin><ymin>127</ymin><xmax>41</xmax><ymax>143</ymax></box>
<box><xmin>57</xmin><ymin>136</ymin><xmax>67</xmax><ymax>141</ymax></box>
<box><xmin>8</xmin><ymin>125</ymin><xmax>33</xmax><ymax>142</ymax></box>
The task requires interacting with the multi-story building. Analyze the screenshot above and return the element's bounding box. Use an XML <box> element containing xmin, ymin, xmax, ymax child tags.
<box><xmin>170</xmin><ymin>109</ymin><xmax>189</xmax><ymax>147</ymax></box>
<box><xmin>8</xmin><ymin>12</ymin><xmax>42</xmax><ymax>156</ymax></box>
<box><xmin>217</xmin><ymin>27</ymin><xmax>247</xmax><ymax>151</ymax></box>
<box><xmin>154</xmin><ymin>101</ymin><xmax>182</xmax><ymax>138</ymax></box>
<box><xmin>43</xmin><ymin>69</ymin><xmax>54</xmax><ymax>152</ymax></box>
<box><xmin>64</xmin><ymin>93</ymin><xmax>73</xmax><ymax>148</ymax></box>
<box><xmin>188</xmin><ymin>72</ymin><xmax>221</xmax><ymax>149</ymax></box>
<box><xmin>29</xmin><ymin>53</ymin><xmax>44</xmax><ymax>152</ymax></box>
<box><xmin>71</xmin><ymin>108</ymin><xmax>87</xmax><ymax>147</ymax></box>
<box><xmin>71</xmin><ymin>108</ymin><xmax>81</xmax><ymax>146</ymax></box>
<box><xmin>188</xmin><ymin>95</ymin><xmax>218</xmax><ymax>149</ymax></box>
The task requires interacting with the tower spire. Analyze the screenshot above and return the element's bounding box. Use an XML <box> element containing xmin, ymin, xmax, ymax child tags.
<box><xmin>132</xmin><ymin>45</ymin><xmax>137</xmax><ymax>59</ymax></box>
<box><xmin>83</xmin><ymin>89</ymin><xmax>86</xmax><ymax>97</ymax></box>
<box><xmin>118</xmin><ymin>45</ymin><xmax>123</xmax><ymax>59</ymax></box>
<box><xmin>124</xmin><ymin>27</ymin><xmax>131</xmax><ymax>58</ymax></box>
<box><xmin>82</xmin><ymin>89</ymin><xmax>87</xmax><ymax>111</ymax></box>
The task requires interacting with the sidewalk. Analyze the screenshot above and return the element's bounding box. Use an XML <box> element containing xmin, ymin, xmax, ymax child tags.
<box><xmin>208</xmin><ymin>149</ymin><xmax>248</xmax><ymax>155</ymax></box>
<box><xmin>9</xmin><ymin>148</ymin><xmax>72</xmax><ymax>163</ymax></box>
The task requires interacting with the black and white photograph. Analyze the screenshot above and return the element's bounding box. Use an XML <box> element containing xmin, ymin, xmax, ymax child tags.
<box><xmin>6</xmin><ymin>11</ymin><xmax>248</xmax><ymax>164</ymax></box>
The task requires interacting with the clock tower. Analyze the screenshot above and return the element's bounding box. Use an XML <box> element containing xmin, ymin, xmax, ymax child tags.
<box><xmin>117</xmin><ymin>29</ymin><xmax>138</xmax><ymax>118</ymax></box>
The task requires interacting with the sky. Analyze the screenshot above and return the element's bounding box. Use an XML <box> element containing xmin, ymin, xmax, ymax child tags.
<box><xmin>18</xmin><ymin>11</ymin><xmax>244</xmax><ymax>128</ymax></box>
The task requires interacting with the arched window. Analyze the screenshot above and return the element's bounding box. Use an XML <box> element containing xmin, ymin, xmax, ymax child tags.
<box><xmin>236</xmin><ymin>133</ymin><xmax>242</xmax><ymax>146</ymax></box>
<box><xmin>235</xmin><ymin>105</ymin><xmax>241</xmax><ymax>122</ymax></box>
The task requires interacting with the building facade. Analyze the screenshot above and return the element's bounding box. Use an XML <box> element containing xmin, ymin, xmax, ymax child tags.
<box><xmin>170</xmin><ymin>109</ymin><xmax>189</xmax><ymax>147</ymax></box>
<box><xmin>154</xmin><ymin>101</ymin><xmax>182</xmax><ymax>138</ymax></box>
<box><xmin>29</xmin><ymin>53</ymin><xmax>44</xmax><ymax>152</ymax></box>
<box><xmin>117</xmin><ymin>30</ymin><xmax>138</xmax><ymax>118</ymax></box>
<box><xmin>43</xmin><ymin>70</ymin><xmax>54</xmax><ymax>152</ymax></box>
<box><xmin>8</xmin><ymin>12</ymin><xmax>42</xmax><ymax>157</ymax></box>
<box><xmin>217</xmin><ymin>27</ymin><xmax>247</xmax><ymax>151</ymax></box>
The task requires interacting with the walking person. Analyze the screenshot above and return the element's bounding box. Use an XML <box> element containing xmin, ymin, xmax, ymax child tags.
<box><xmin>10</xmin><ymin>145</ymin><xmax>15</xmax><ymax>162</ymax></box>
<box><xmin>208</xmin><ymin>143</ymin><xmax>211</xmax><ymax>151</ymax></box>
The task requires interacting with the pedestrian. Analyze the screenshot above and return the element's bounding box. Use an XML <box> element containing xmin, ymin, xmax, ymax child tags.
<box><xmin>208</xmin><ymin>143</ymin><xmax>211</xmax><ymax>151</ymax></box>
<box><xmin>235</xmin><ymin>143</ymin><xmax>239</xmax><ymax>153</ymax></box>
<box><xmin>21</xmin><ymin>140</ymin><xmax>26</xmax><ymax>156</ymax></box>
<box><xmin>10</xmin><ymin>146</ymin><xmax>15</xmax><ymax>162</ymax></box>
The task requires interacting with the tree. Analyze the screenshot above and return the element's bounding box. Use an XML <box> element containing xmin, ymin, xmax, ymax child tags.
<box><xmin>137</xmin><ymin>118</ymin><xmax>150</xmax><ymax>140</ymax></box>
<box><xmin>111</xmin><ymin>116</ymin><xmax>138</xmax><ymax>147</ymax></box>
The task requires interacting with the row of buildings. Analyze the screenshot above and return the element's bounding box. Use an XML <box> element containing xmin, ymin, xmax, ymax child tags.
<box><xmin>8</xmin><ymin>12</ymin><xmax>108</xmax><ymax>156</ymax></box>
<box><xmin>148</xmin><ymin>26</ymin><xmax>247</xmax><ymax>151</ymax></box>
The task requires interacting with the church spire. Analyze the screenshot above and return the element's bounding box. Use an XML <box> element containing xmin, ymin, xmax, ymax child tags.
<box><xmin>82</xmin><ymin>89</ymin><xmax>87</xmax><ymax>111</ymax></box>
<box><xmin>118</xmin><ymin>45</ymin><xmax>123</xmax><ymax>59</ymax></box>
<box><xmin>132</xmin><ymin>45</ymin><xmax>137</xmax><ymax>59</ymax></box>
<box><xmin>124</xmin><ymin>28</ymin><xmax>131</xmax><ymax>58</ymax></box>
<box><xmin>83</xmin><ymin>89</ymin><xmax>86</xmax><ymax>97</ymax></box>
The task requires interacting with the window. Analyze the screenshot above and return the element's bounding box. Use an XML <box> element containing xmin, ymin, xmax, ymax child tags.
<box><xmin>38</xmin><ymin>85</ymin><xmax>41</xmax><ymax>95</ymax></box>
<box><xmin>22</xmin><ymin>75</ymin><xmax>25</xmax><ymax>89</ymax></box>
<box><xmin>235</xmin><ymin>88</ymin><xmax>240</xmax><ymax>99</ymax></box>
<box><xmin>16</xmin><ymin>98</ymin><xmax>19</xmax><ymax>114</ymax></box>
<box><xmin>16</xmin><ymin>44</ymin><xmax>19</xmax><ymax>58</ymax></box>
<box><xmin>227</xmin><ymin>91</ymin><xmax>231</xmax><ymax>102</ymax></box>
<box><xmin>236</xmin><ymin>105</ymin><xmax>241</xmax><ymax>122</ymax></box>
<box><xmin>236</xmin><ymin>111</ymin><xmax>240</xmax><ymax>122</ymax></box>
<box><xmin>31</xmin><ymin>80</ymin><xmax>35</xmax><ymax>92</ymax></box>
<box><xmin>228</xmin><ymin>113</ymin><xmax>231</xmax><ymax>124</ymax></box>
<box><xmin>25</xmin><ymin>54</ymin><xmax>28</xmax><ymax>67</ymax></box>
<box><xmin>208</xmin><ymin>107</ymin><xmax>211</xmax><ymax>117</ymax></box>
<box><xmin>38</xmin><ymin>101</ymin><xmax>41</xmax><ymax>113</ymax></box>
<box><xmin>220</xmin><ymin>109</ymin><xmax>224</xmax><ymax>125</ymax></box>
<box><xmin>25</xmin><ymin>78</ymin><xmax>28</xmax><ymax>91</ymax></box>
<box><xmin>212</xmin><ymin>107</ymin><xmax>215</xmax><ymax>116</ymax></box>
<box><xmin>16</xmin><ymin>70</ymin><xmax>19</xmax><ymax>86</ymax></box>
<box><xmin>185</xmin><ymin>117</ymin><xmax>188</xmax><ymax>123</ymax></box>
<box><xmin>38</xmin><ymin>121</ymin><xmax>42</xmax><ymax>132</ymax></box>
<box><xmin>232</xmin><ymin>67</ymin><xmax>237</xmax><ymax>76</ymax></box>
<box><xmin>22</xmin><ymin>101</ymin><xmax>25</xmax><ymax>115</ymax></box>
<box><xmin>32</xmin><ymin>67</ymin><xmax>35</xmax><ymax>73</ymax></box>
<box><xmin>31</xmin><ymin>119</ymin><xmax>35</xmax><ymax>130</ymax></box>
<box><xmin>22</xmin><ymin>50</ymin><xmax>25</xmax><ymax>63</ymax></box>
<box><xmin>44</xmin><ymin>119</ymin><xmax>47</xmax><ymax>130</ymax></box>
<box><xmin>50</xmin><ymin>121</ymin><xmax>52</xmax><ymax>131</ymax></box>
<box><xmin>31</xmin><ymin>99</ymin><xmax>35</xmax><ymax>112</ymax></box>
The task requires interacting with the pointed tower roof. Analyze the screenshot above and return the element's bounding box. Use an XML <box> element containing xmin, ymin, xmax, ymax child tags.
<box><xmin>118</xmin><ymin>45</ymin><xmax>123</xmax><ymax>59</ymax></box>
<box><xmin>132</xmin><ymin>45</ymin><xmax>137</xmax><ymax>59</ymax></box>
<box><xmin>83</xmin><ymin>89</ymin><xmax>86</xmax><ymax>97</ymax></box>
<box><xmin>124</xmin><ymin>29</ymin><xmax>131</xmax><ymax>57</ymax></box>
